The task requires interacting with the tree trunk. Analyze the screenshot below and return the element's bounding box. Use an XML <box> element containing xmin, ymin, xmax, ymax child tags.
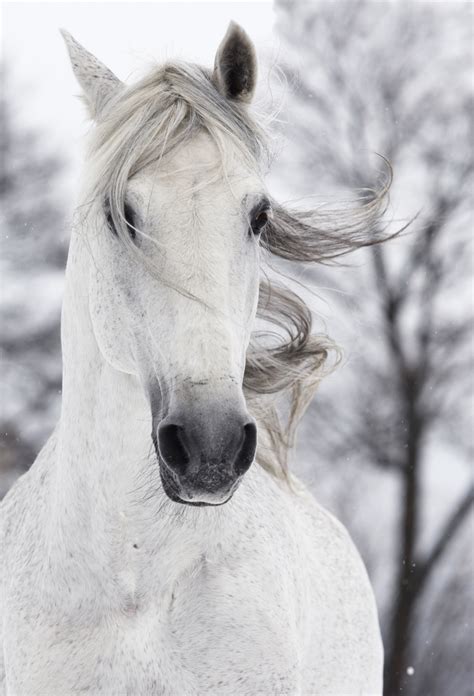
<box><xmin>383</xmin><ymin>567</ymin><xmax>418</xmax><ymax>694</ymax></box>
<box><xmin>384</xmin><ymin>383</ymin><xmax>421</xmax><ymax>695</ymax></box>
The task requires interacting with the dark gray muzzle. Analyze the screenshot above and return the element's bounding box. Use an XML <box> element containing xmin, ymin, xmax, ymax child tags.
<box><xmin>155</xmin><ymin>404</ymin><xmax>257</xmax><ymax>506</ymax></box>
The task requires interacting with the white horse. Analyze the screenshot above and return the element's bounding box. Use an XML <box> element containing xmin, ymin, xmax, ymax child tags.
<box><xmin>1</xmin><ymin>23</ymin><xmax>384</xmax><ymax>695</ymax></box>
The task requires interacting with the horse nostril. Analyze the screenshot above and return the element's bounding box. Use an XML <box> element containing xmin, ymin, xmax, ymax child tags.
<box><xmin>234</xmin><ymin>421</ymin><xmax>257</xmax><ymax>476</ymax></box>
<box><xmin>158</xmin><ymin>423</ymin><xmax>190</xmax><ymax>475</ymax></box>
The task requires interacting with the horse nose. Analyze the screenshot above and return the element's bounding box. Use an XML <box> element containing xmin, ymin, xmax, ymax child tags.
<box><xmin>157</xmin><ymin>418</ymin><xmax>257</xmax><ymax>477</ymax></box>
<box><xmin>156</xmin><ymin>414</ymin><xmax>257</xmax><ymax>503</ymax></box>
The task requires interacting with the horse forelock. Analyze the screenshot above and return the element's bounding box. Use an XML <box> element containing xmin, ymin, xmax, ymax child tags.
<box><xmin>88</xmin><ymin>61</ymin><xmax>267</xmax><ymax>184</ymax></box>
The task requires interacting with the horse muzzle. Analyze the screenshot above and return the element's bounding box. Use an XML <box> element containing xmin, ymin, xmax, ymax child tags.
<box><xmin>153</xmin><ymin>407</ymin><xmax>257</xmax><ymax>506</ymax></box>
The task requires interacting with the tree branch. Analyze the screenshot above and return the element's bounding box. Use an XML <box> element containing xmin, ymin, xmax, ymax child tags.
<box><xmin>416</xmin><ymin>485</ymin><xmax>474</xmax><ymax>591</ymax></box>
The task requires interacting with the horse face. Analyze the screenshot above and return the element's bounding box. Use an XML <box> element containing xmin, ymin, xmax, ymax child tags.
<box><xmin>65</xmin><ymin>21</ymin><xmax>263</xmax><ymax>505</ymax></box>
<box><xmin>88</xmin><ymin>133</ymin><xmax>268</xmax><ymax>504</ymax></box>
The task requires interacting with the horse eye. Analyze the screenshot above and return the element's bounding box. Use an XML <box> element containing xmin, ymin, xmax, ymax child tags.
<box><xmin>250</xmin><ymin>209</ymin><xmax>270</xmax><ymax>236</ymax></box>
<box><xmin>105</xmin><ymin>200</ymin><xmax>137</xmax><ymax>240</ymax></box>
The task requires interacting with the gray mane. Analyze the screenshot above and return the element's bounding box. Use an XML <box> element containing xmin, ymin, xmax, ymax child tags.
<box><xmin>84</xmin><ymin>60</ymin><xmax>393</xmax><ymax>481</ymax></box>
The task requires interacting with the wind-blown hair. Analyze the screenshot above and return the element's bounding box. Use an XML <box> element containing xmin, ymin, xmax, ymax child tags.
<box><xmin>84</xmin><ymin>60</ymin><xmax>393</xmax><ymax>481</ymax></box>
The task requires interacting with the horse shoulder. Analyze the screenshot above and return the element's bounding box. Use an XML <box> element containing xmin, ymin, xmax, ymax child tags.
<box><xmin>292</xmin><ymin>487</ymin><xmax>383</xmax><ymax>694</ymax></box>
<box><xmin>1</xmin><ymin>433</ymin><xmax>57</xmax><ymax>694</ymax></box>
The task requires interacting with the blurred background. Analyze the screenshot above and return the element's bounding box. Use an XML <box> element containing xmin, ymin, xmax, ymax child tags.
<box><xmin>1</xmin><ymin>2</ymin><xmax>473</xmax><ymax>694</ymax></box>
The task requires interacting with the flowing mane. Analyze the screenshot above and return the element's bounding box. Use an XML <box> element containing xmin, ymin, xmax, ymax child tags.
<box><xmin>79</xmin><ymin>58</ymin><xmax>391</xmax><ymax>480</ymax></box>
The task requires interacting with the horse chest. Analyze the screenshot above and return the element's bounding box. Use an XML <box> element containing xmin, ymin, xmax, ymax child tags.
<box><xmin>5</xmin><ymin>588</ymin><xmax>175</xmax><ymax>695</ymax></box>
<box><xmin>5</xmin><ymin>552</ymin><xmax>300</xmax><ymax>696</ymax></box>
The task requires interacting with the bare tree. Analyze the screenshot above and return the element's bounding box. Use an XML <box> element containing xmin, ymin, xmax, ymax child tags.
<box><xmin>0</xmin><ymin>68</ymin><xmax>68</xmax><ymax>489</ymax></box>
<box><xmin>275</xmin><ymin>2</ymin><xmax>473</xmax><ymax>694</ymax></box>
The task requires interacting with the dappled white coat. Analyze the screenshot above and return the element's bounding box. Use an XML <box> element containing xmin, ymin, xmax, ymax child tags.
<box><xmin>1</xmin><ymin>427</ymin><xmax>382</xmax><ymax>695</ymax></box>
<box><xmin>0</xmin><ymin>23</ymin><xmax>383</xmax><ymax>696</ymax></box>
<box><xmin>0</xmin><ymin>232</ymin><xmax>384</xmax><ymax>695</ymax></box>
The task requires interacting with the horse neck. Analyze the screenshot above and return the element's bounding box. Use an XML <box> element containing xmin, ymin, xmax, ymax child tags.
<box><xmin>52</xmin><ymin>231</ymin><xmax>228</xmax><ymax>570</ymax></box>
<box><xmin>51</xmin><ymin>232</ymin><xmax>142</xmax><ymax>520</ymax></box>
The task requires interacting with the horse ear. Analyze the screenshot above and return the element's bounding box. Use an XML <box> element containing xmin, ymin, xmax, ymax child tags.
<box><xmin>60</xmin><ymin>30</ymin><xmax>123</xmax><ymax>119</ymax></box>
<box><xmin>213</xmin><ymin>21</ymin><xmax>257</xmax><ymax>104</ymax></box>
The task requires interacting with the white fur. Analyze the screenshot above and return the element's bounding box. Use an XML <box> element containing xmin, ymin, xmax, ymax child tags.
<box><xmin>0</xmin><ymin>29</ymin><xmax>383</xmax><ymax>696</ymax></box>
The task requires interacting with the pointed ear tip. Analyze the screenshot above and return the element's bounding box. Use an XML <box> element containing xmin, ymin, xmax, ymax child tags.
<box><xmin>222</xmin><ymin>21</ymin><xmax>255</xmax><ymax>57</ymax></box>
<box><xmin>59</xmin><ymin>28</ymin><xmax>76</xmax><ymax>48</ymax></box>
<box><xmin>227</xmin><ymin>20</ymin><xmax>249</xmax><ymax>39</ymax></box>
